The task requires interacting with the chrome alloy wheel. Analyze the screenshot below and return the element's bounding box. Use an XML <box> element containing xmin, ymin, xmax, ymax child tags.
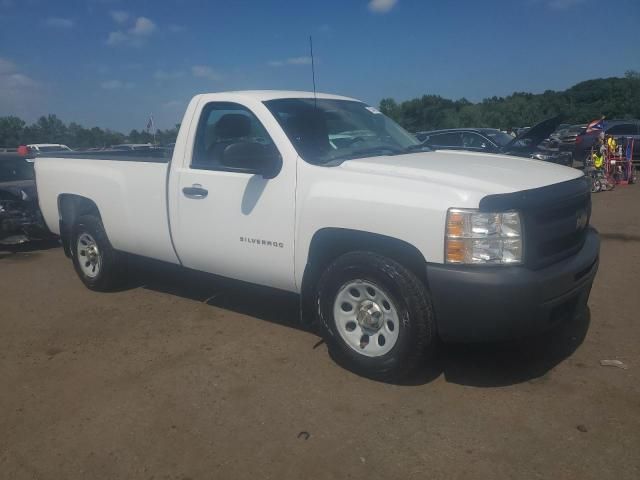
<box><xmin>76</xmin><ymin>232</ymin><xmax>102</xmax><ymax>278</ymax></box>
<box><xmin>332</xmin><ymin>280</ymin><xmax>400</xmax><ymax>357</ymax></box>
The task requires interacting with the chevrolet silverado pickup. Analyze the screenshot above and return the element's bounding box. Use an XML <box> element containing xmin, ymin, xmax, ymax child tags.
<box><xmin>35</xmin><ymin>91</ymin><xmax>600</xmax><ymax>380</ymax></box>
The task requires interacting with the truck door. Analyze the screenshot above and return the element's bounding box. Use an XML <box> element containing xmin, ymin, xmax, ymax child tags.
<box><xmin>168</xmin><ymin>100</ymin><xmax>297</xmax><ymax>292</ymax></box>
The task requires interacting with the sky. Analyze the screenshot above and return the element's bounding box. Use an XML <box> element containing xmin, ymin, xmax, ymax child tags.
<box><xmin>0</xmin><ymin>0</ymin><xmax>639</xmax><ymax>131</ymax></box>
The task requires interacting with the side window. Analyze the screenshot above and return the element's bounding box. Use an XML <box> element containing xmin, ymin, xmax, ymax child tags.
<box><xmin>461</xmin><ymin>132</ymin><xmax>487</xmax><ymax>149</ymax></box>
<box><xmin>192</xmin><ymin>102</ymin><xmax>277</xmax><ymax>171</ymax></box>
<box><xmin>606</xmin><ymin>124</ymin><xmax>636</xmax><ymax>136</ymax></box>
<box><xmin>431</xmin><ymin>132</ymin><xmax>462</xmax><ymax>147</ymax></box>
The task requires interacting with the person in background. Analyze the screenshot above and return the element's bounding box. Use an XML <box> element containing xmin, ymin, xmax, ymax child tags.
<box><xmin>606</xmin><ymin>135</ymin><xmax>616</xmax><ymax>153</ymax></box>
<box><xmin>593</xmin><ymin>133</ymin><xmax>605</xmax><ymax>169</ymax></box>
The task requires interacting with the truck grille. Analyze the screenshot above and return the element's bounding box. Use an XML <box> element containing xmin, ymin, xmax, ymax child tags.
<box><xmin>479</xmin><ymin>176</ymin><xmax>592</xmax><ymax>270</ymax></box>
<box><xmin>523</xmin><ymin>190</ymin><xmax>591</xmax><ymax>269</ymax></box>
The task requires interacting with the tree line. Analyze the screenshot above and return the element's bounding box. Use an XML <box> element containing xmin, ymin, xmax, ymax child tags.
<box><xmin>1</xmin><ymin>72</ymin><xmax>639</xmax><ymax>149</ymax></box>
<box><xmin>379</xmin><ymin>72</ymin><xmax>640</xmax><ymax>132</ymax></box>
<box><xmin>0</xmin><ymin>114</ymin><xmax>179</xmax><ymax>149</ymax></box>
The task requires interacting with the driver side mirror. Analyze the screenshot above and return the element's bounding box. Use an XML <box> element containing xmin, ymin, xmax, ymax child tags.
<box><xmin>222</xmin><ymin>142</ymin><xmax>282</xmax><ymax>179</ymax></box>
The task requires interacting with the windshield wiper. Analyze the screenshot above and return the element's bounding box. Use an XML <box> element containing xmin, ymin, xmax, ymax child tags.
<box><xmin>328</xmin><ymin>145</ymin><xmax>405</xmax><ymax>163</ymax></box>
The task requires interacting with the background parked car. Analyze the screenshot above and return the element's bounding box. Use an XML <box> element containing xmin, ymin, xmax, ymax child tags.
<box><xmin>415</xmin><ymin>128</ymin><xmax>508</xmax><ymax>152</ymax></box>
<box><xmin>573</xmin><ymin>120</ymin><xmax>640</xmax><ymax>164</ymax></box>
<box><xmin>551</xmin><ymin>124</ymin><xmax>587</xmax><ymax>151</ymax></box>
<box><xmin>550</xmin><ymin>124</ymin><xmax>572</xmax><ymax>137</ymax></box>
<box><xmin>415</xmin><ymin>116</ymin><xmax>571</xmax><ymax>164</ymax></box>
<box><xmin>547</xmin><ymin>124</ymin><xmax>585</xmax><ymax>147</ymax></box>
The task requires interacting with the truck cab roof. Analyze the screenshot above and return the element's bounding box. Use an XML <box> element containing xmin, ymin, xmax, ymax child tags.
<box><xmin>192</xmin><ymin>90</ymin><xmax>359</xmax><ymax>103</ymax></box>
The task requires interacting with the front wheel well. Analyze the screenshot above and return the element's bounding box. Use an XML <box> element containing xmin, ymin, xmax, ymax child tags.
<box><xmin>57</xmin><ymin>194</ymin><xmax>101</xmax><ymax>257</ymax></box>
<box><xmin>300</xmin><ymin>228</ymin><xmax>428</xmax><ymax>323</ymax></box>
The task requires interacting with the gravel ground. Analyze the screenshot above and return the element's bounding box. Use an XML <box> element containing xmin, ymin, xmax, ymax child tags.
<box><xmin>1</xmin><ymin>185</ymin><xmax>639</xmax><ymax>480</ymax></box>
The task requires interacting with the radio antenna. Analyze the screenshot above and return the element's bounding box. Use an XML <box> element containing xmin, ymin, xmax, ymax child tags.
<box><xmin>309</xmin><ymin>35</ymin><xmax>317</xmax><ymax>107</ymax></box>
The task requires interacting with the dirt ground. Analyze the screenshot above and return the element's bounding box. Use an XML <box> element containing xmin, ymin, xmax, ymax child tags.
<box><xmin>1</xmin><ymin>186</ymin><xmax>639</xmax><ymax>480</ymax></box>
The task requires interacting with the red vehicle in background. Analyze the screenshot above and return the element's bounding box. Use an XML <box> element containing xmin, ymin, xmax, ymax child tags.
<box><xmin>574</xmin><ymin>120</ymin><xmax>640</xmax><ymax>165</ymax></box>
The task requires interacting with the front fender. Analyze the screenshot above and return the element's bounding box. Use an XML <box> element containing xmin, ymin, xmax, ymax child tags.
<box><xmin>293</xmin><ymin>162</ymin><xmax>462</xmax><ymax>289</ymax></box>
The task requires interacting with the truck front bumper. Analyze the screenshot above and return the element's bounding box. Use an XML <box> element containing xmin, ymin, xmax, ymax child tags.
<box><xmin>427</xmin><ymin>227</ymin><xmax>599</xmax><ymax>342</ymax></box>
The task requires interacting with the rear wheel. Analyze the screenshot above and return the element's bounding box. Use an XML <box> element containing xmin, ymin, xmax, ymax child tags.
<box><xmin>71</xmin><ymin>215</ymin><xmax>127</xmax><ymax>291</ymax></box>
<box><xmin>316</xmin><ymin>251</ymin><xmax>436</xmax><ymax>381</ymax></box>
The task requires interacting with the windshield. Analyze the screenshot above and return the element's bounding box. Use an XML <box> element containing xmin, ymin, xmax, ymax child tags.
<box><xmin>264</xmin><ymin>98</ymin><xmax>425</xmax><ymax>165</ymax></box>
<box><xmin>0</xmin><ymin>158</ymin><xmax>35</xmax><ymax>182</ymax></box>
<box><xmin>481</xmin><ymin>129</ymin><xmax>514</xmax><ymax>147</ymax></box>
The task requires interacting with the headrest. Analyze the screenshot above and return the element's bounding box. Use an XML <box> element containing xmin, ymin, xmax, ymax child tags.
<box><xmin>214</xmin><ymin>114</ymin><xmax>251</xmax><ymax>139</ymax></box>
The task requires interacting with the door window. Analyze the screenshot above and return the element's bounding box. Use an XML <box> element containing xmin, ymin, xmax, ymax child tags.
<box><xmin>192</xmin><ymin>102</ymin><xmax>278</xmax><ymax>171</ymax></box>
<box><xmin>426</xmin><ymin>132</ymin><xmax>462</xmax><ymax>148</ymax></box>
<box><xmin>461</xmin><ymin>132</ymin><xmax>488</xmax><ymax>149</ymax></box>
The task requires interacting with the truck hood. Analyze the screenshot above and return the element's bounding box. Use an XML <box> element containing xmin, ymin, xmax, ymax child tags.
<box><xmin>338</xmin><ymin>150</ymin><xmax>583</xmax><ymax>196</ymax></box>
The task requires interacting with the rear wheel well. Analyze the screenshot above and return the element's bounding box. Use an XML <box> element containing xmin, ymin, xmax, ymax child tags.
<box><xmin>57</xmin><ymin>194</ymin><xmax>101</xmax><ymax>257</ymax></box>
<box><xmin>300</xmin><ymin>228</ymin><xmax>428</xmax><ymax>323</ymax></box>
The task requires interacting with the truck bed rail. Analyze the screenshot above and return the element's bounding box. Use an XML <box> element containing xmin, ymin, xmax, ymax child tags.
<box><xmin>39</xmin><ymin>148</ymin><xmax>172</xmax><ymax>163</ymax></box>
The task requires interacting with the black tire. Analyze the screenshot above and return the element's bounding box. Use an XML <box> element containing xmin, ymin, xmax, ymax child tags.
<box><xmin>315</xmin><ymin>251</ymin><xmax>436</xmax><ymax>381</ymax></box>
<box><xmin>71</xmin><ymin>214</ymin><xmax>127</xmax><ymax>291</ymax></box>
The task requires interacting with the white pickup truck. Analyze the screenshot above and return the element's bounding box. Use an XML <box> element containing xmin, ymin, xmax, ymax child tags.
<box><xmin>35</xmin><ymin>90</ymin><xmax>599</xmax><ymax>380</ymax></box>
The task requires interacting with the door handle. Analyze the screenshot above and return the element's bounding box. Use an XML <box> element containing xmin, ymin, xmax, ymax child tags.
<box><xmin>182</xmin><ymin>184</ymin><xmax>208</xmax><ymax>199</ymax></box>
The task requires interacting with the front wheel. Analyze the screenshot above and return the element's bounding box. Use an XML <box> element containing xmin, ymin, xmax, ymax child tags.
<box><xmin>316</xmin><ymin>251</ymin><xmax>436</xmax><ymax>381</ymax></box>
<box><xmin>71</xmin><ymin>215</ymin><xmax>127</xmax><ymax>291</ymax></box>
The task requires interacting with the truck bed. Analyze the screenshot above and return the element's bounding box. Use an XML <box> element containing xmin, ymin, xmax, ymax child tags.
<box><xmin>35</xmin><ymin>152</ymin><xmax>180</xmax><ymax>264</ymax></box>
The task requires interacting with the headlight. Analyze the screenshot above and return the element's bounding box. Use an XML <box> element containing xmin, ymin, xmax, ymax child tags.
<box><xmin>445</xmin><ymin>209</ymin><xmax>523</xmax><ymax>265</ymax></box>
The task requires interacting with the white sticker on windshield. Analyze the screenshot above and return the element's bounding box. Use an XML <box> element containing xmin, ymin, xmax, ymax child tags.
<box><xmin>365</xmin><ymin>106</ymin><xmax>382</xmax><ymax>114</ymax></box>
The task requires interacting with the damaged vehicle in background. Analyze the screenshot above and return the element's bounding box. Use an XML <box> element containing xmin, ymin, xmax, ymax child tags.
<box><xmin>415</xmin><ymin>115</ymin><xmax>572</xmax><ymax>165</ymax></box>
<box><xmin>0</xmin><ymin>153</ymin><xmax>51</xmax><ymax>245</ymax></box>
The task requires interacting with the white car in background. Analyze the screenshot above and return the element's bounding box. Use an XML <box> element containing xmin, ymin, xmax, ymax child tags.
<box><xmin>27</xmin><ymin>144</ymin><xmax>72</xmax><ymax>154</ymax></box>
<box><xmin>110</xmin><ymin>143</ymin><xmax>154</xmax><ymax>151</ymax></box>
